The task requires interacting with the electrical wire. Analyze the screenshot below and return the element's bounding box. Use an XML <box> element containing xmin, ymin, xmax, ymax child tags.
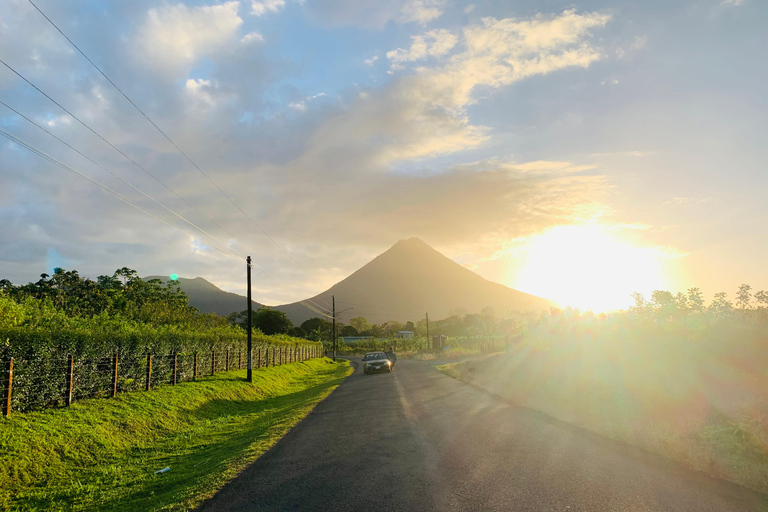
<box><xmin>0</xmin><ymin>58</ymin><xmax>243</xmax><ymax>257</ymax></box>
<box><xmin>0</xmin><ymin>127</ymin><xmax>242</xmax><ymax>259</ymax></box>
<box><xmin>27</xmin><ymin>0</ymin><xmax>331</xmax><ymax>308</ymax></box>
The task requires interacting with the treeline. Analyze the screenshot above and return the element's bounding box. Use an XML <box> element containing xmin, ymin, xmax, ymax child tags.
<box><xmin>1</xmin><ymin>267</ymin><xmax>317</xmax><ymax>366</ymax></box>
<box><xmin>233</xmin><ymin>307</ymin><xmax>533</xmax><ymax>342</ymax></box>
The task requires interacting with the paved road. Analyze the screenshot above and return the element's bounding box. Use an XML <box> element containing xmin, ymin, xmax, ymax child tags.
<box><xmin>198</xmin><ymin>358</ymin><xmax>768</xmax><ymax>511</ymax></box>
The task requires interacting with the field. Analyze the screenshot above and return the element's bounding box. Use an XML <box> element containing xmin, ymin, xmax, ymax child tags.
<box><xmin>437</xmin><ymin>316</ymin><xmax>768</xmax><ymax>494</ymax></box>
<box><xmin>0</xmin><ymin>358</ymin><xmax>353</xmax><ymax>511</ymax></box>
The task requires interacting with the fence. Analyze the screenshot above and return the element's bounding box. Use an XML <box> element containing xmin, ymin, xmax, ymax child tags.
<box><xmin>2</xmin><ymin>344</ymin><xmax>324</xmax><ymax>417</ymax></box>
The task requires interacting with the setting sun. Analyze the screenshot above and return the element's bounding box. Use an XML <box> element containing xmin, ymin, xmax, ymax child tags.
<box><xmin>512</xmin><ymin>225</ymin><xmax>667</xmax><ymax>312</ymax></box>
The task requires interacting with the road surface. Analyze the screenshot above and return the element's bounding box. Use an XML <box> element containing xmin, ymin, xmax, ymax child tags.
<box><xmin>198</xmin><ymin>358</ymin><xmax>768</xmax><ymax>511</ymax></box>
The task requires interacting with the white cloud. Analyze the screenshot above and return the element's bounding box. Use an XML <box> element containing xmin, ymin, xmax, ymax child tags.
<box><xmin>307</xmin><ymin>0</ymin><xmax>445</xmax><ymax>29</ymax></box>
<box><xmin>185</xmin><ymin>78</ymin><xmax>216</xmax><ymax>106</ymax></box>
<box><xmin>365</xmin><ymin>55</ymin><xmax>379</xmax><ymax>66</ymax></box>
<box><xmin>387</xmin><ymin>29</ymin><xmax>458</xmax><ymax>69</ymax></box>
<box><xmin>241</xmin><ymin>31</ymin><xmax>265</xmax><ymax>44</ymax></box>
<box><xmin>140</xmin><ymin>2</ymin><xmax>243</xmax><ymax>74</ymax></box>
<box><xmin>251</xmin><ymin>0</ymin><xmax>286</xmax><ymax>16</ymax></box>
<box><xmin>721</xmin><ymin>0</ymin><xmax>746</xmax><ymax>5</ymax></box>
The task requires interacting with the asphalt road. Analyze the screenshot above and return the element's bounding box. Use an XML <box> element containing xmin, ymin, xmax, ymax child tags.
<box><xmin>198</xmin><ymin>358</ymin><xmax>768</xmax><ymax>511</ymax></box>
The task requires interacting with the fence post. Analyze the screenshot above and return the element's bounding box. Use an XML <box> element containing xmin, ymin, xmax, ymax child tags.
<box><xmin>112</xmin><ymin>354</ymin><xmax>118</xmax><ymax>398</ymax></box>
<box><xmin>278</xmin><ymin>347</ymin><xmax>282</xmax><ymax>366</ymax></box>
<box><xmin>211</xmin><ymin>351</ymin><xmax>216</xmax><ymax>375</ymax></box>
<box><xmin>3</xmin><ymin>358</ymin><xmax>12</xmax><ymax>417</ymax></box>
<box><xmin>226</xmin><ymin>349</ymin><xmax>230</xmax><ymax>371</ymax></box>
<box><xmin>239</xmin><ymin>349</ymin><xmax>242</xmax><ymax>370</ymax></box>
<box><xmin>193</xmin><ymin>352</ymin><xmax>198</xmax><ymax>381</ymax></box>
<box><xmin>172</xmin><ymin>353</ymin><xmax>177</xmax><ymax>385</ymax></box>
<box><xmin>272</xmin><ymin>347</ymin><xmax>275</xmax><ymax>367</ymax></box>
<box><xmin>65</xmin><ymin>355</ymin><xmax>74</xmax><ymax>406</ymax></box>
<box><xmin>145</xmin><ymin>353</ymin><xmax>152</xmax><ymax>391</ymax></box>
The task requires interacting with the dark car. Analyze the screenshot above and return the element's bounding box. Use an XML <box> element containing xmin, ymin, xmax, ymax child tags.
<box><xmin>362</xmin><ymin>352</ymin><xmax>392</xmax><ymax>374</ymax></box>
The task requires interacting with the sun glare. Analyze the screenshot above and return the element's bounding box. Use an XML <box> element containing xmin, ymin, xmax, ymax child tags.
<box><xmin>512</xmin><ymin>225</ymin><xmax>666</xmax><ymax>312</ymax></box>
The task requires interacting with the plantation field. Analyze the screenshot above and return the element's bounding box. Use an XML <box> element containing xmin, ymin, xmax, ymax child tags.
<box><xmin>0</xmin><ymin>358</ymin><xmax>353</xmax><ymax>511</ymax></box>
<box><xmin>437</xmin><ymin>318</ymin><xmax>768</xmax><ymax>495</ymax></box>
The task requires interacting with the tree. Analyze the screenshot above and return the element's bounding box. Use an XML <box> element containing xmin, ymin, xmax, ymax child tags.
<box><xmin>754</xmin><ymin>290</ymin><xmax>768</xmax><ymax>309</ymax></box>
<box><xmin>687</xmin><ymin>288</ymin><xmax>704</xmax><ymax>313</ymax></box>
<box><xmin>349</xmin><ymin>316</ymin><xmax>371</xmax><ymax>334</ymax></box>
<box><xmin>709</xmin><ymin>292</ymin><xmax>733</xmax><ymax>316</ymax></box>
<box><xmin>301</xmin><ymin>317</ymin><xmax>330</xmax><ymax>334</ymax></box>
<box><xmin>254</xmin><ymin>307</ymin><xmax>293</xmax><ymax>335</ymax></box>
<box><xmin>736</xmin><ymin>284</ymin><xmax>753</xmax><ymax>310</ymax></box>
<box><xmin>339</xmin><ymin>325</ymin><xmax>358</xmax><ymax>336</ymax></box>
<box><xmin>651</xmin><ymin>290</ymin><xmax>677</xmax><ymax>321</ymax></box>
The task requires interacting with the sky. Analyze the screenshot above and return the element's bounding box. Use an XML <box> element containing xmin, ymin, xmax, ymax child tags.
<box><xmin>0</xmin><ymin>0</ymin><xmax>766</xmax><ymax>311</ymax></box>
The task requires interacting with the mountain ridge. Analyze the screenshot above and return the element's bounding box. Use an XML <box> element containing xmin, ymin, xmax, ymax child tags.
<box><xmin>149</xmin><ymin>238</ymin><xmax>552</xmax><ymax>324</ymax></box>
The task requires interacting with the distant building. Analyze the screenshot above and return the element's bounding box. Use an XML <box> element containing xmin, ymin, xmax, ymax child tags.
<box><xmin>395</xmin><ymin>331</ymin><xmax>415</xmax><ymax>339</ymax></box>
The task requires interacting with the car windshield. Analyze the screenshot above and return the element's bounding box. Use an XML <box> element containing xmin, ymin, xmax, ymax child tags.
<box><xmin>364</xmin><ymin>353</ymin><xmax>386</xmax><ymax>360</ymax></box>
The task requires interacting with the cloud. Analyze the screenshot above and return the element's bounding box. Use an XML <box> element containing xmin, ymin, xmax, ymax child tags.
<box><xmin>139</xmin><ymin>1</ymin><xmax>243</xmax><ymax>75</ymax></box>
<box><xmin>364</xmin><ymin>55</ymin><xmax>379</xmax><ymax>66</ymax></box>
<box><xmin>251</xmin><ymin>0</ymin><xmax>285</xmax><ymax>16</ymax></box>
<box><xmin>241</xmin><ymin>31</ymin><xmax>265</xmax><ymax>44</ymax></box>
<box><xmin>386</xmin><ymin>29</ymin><xmax>458</xmax><ymax>69</ymax></box>
<box><xmin>0</xmin><ymin>4</ymin><xmax>616</xmax><ymax>305</ymax></box>
<box><xmin>307</xmin><ymin>0</ymin><xmax>446</xmax><ymax>29</ymax></box>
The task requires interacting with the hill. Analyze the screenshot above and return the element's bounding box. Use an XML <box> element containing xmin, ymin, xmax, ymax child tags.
<box><xmin>274</xmin><ymin>238</ymin><xmax>552</xmax><ymax>325</ymax></box>
<box><xmin>144</xmin><ymin>276</ymin><xmax>263</xmax><ymax>317</ymax></box>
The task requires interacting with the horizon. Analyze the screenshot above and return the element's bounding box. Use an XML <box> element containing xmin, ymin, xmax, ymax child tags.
<box><xmin>1</xmin><ymin>0</ymin><xmax>765</xmax><ymax>312</ymax></box>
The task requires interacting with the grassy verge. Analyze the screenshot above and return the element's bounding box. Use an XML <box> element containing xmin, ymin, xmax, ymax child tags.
<box><xmin>437</xmin><ymin>354</ymin><xmax>768</xmax><ymax>495</ymax></box>
<box><xmin>0</xmin><ymin>358</ymin><xmax>353</xmax><ymax>511</ymax></box>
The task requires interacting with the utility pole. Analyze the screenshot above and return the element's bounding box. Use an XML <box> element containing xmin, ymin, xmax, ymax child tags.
<box><xmin>332</xmin><ymin>295</ymin><xmax>336</xmax><ymax>362</ymax></box>
<box><xmin>246</xmin><ymin>256</ymin><xmax>253</xmax><ymax>382</ymax></box>
<box><xmin>426</xmin><ymin>313</ymin><xmax>430</xmax><ymax>350</ymax></box>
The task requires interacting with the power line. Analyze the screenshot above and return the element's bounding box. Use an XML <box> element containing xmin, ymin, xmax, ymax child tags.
<box><xmin>0</xmin><ymin>100</ymin><xmax>332</xmax><ymax>318</ymax></box>
<box><xmin>0</xmin><ymin>57</ymin><xmax>243</xmax><ymax>257</ymax></box>
<box><xmin>0</xmin><ymin>100</ymin><xmax>251</xmax><ymax>263</ymax></box>
<box><xmin>0</xmin><ymin>127</ymin><xmax>240</xmax><ymax>259</ymax></box>
<box><xmin>27</xmin><ymin>0</ymin><xmax>330</xmax><ymax>307</ymax></box>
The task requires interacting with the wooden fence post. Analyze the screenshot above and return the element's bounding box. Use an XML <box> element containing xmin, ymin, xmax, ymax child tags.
<box><xmin>226</xmin><ymin>349</ymin><xmax>230</xmax><ymax>371</ymax></box>
<box><xmin>2</xmin><ymin>358</ymin><xmax>12</xmax><ymax>417</ymax></box>
<box><xmin>65</xmin><ymin>355</ymin><xmax>74</xmax><ymax>406</ymax></box>
<box><xmin>193</xmin><ymin>352</ymin><xmax>198</xmax><ymax>381</ymax></box>
<box><xmin>239</xmin><ymin>350</ymin><xmax>242</xmax><ymax>370</ymax></box>
<box><xmin>171</xmin><ymin>354</ymin><xmax>177</xmax><ymax>385</ymax></box>
<box><xmin>211</xmin><ymin>351</ymin><xmax>216</xmax><ymax>375</ymax></box>
<box><xmin>272</xmin><ymin>347</ymin><xmax>275</xmax><ymax>367</ymax></box>
<box><xmin>145</xmin><ymin>353</ymin><xmax>152</xmax><ymax>391</ymax></box>
<box><xmin>112</xmin><ymin>354</ymin><xmax>118</xmax><ymax>398</ymax></box>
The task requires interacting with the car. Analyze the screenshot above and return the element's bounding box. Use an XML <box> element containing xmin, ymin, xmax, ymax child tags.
<box><xmin>362</xmin><ymin>352</ymin><xmax>392</xmax><ymax>374</ymax></box>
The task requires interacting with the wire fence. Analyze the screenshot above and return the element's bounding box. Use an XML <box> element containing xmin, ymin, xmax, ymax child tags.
<box><xmin>2</xmin><ymin>344</ymin><xmax>324</xmax><ymax>416</ymax></box>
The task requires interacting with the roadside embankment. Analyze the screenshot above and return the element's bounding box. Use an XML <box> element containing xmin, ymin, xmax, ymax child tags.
<box><xmin>437</xmin><ymin>338</ymin><xmax>768</xmax><ymax>495</ymax></box>
<box><xmin>0</xmin><ymin>358</ymin><xmax>353</xmax><ymax>511</ymax></box>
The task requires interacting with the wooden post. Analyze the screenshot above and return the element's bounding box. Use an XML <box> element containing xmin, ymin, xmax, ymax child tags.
<box><xmin>272</xmin><ymin>347</ymin><xmax>275</xmax><ymax>367</ymax></box>
<box><xmin>172</xmin><ymin>354</ymin><xmax>177</xmax><ymax>385</ymax></box>
<box><xmin>226</xmin><ymin>349</ymin><xmax>230</xmax><ymax>371</ymax></box>
<box><xmin>145</xmin><ymin>353</ymin><xmax>152</xmax><ymax>391</ymax></box>
<box><xmin>112</xmin><ymin>354</ymin><xmax>118</xmax><ymax>398</ymax></box>
<box><xmin>3</xmin><ymin>358</ymin><xmax>12</xmax><ymax>417</ymax></box>
<box><xmin>238</xmin><ymin>350</ymin><xmax>242</xmax><ymax>370</ymax></box>
<box><xmin>193</xmin><ymin>352</ymin><xmax>198</xmax><ymax>381</ymax></box>
<box><xmin>278</xmin><ymin>347</ymin><xmax>282</xmax><ymax>366</ymax></box>
<box><xmin>65</xmin><ymin>355</ymin><xmax>74</xmax><ymax>406</ymax></box>
<box><xmin>211</xmin><ymin>351</ymin><xmax>216</xmax><ymax>375</ymax></box>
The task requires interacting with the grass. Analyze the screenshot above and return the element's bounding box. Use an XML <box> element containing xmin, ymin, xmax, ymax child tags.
<box><xmin>0</xmin><ymin>358</ymin><xmax>353</xmax><ymax>511</ymax></box>
<box><xmin>437</xmin><ymin>349</ymin><xmax>768</xmax><ymax>495</ymax></box>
